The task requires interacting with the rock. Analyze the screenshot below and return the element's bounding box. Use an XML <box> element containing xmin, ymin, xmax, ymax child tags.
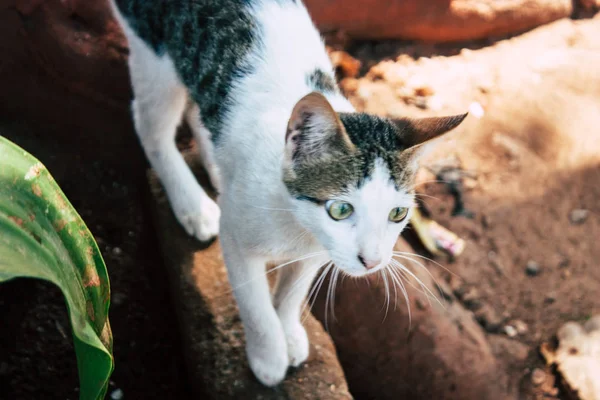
<box><xmin>511</xmin><ymin>320</ymin><xmax>529</xmax><ymax>335</ymax></box>
<box><xmin>475</xmin><ymin>304</ymin><xmax>504</xmax><ymax>333</ymax></box>
<box><xmin>569</xmin><ymin>209</ymin><xmax>590</xmax><ymax>225</ymax></box>
<box><xmin>469</xmin><ymin>102</ymin><xmax>485</xmax><ymax>119</ymax></box>
<box><xmin>304</xmin><ymin>0</ymin><xmax>572</xmax><ymax>42</ymax></box>
<box><xmin>454</xmin><ymin>285</ymin><xmax>482</xmax><ymax>311</ymax></box>
<box><xmin>148</xmin><ymin>157</ymin><xmax>352</xmax><ymax>399</ymax></box>
<box><xmin>110</xmin><ymin>389</ymin><xmax>124</xmax><ymax>400</ymax></box>
<box><xmin>413</xmin><ymin>96</ymin><xmax>429</xmax><ymax>109</ymax></box>
<box><xmin>111</xmin><ymin>292</ymin><xmax>127</xmax><ymax>307</ymax></box>
<box><xmin>544</xmin><ymin>292</ymin><xmax>557</xmax><ymax>304</ymax></box>
<box><xmin>312</xmin><ymin>239</ymin><xmax>514</xmax><ymax>400</ymax></box>
<box><xmin>530</xmin><ymin>368</ymin><xmax>546</xmax><ymax>386</ymax></box>
<box><xmin>0</xmin><ymin>0</ymin><xmax>131</xmax><ymax>133</ymax></box>
<box><xmin>541</xmin><ymin>316</ymin><xmax>600</xmax><ymax>400</ymax></box>
<box><xmin>525</xmin><ymin>261</ymin><xmax>540</xmax><ymax>276</ymax></box>
<box><xmin>504</xmin><ymin>325</ymin><xmax>518</xmax><ymax>338</ymax></box>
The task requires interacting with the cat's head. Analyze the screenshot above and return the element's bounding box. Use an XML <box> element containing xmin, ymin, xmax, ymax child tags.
<box><xmin>283</xmin><ymin>92</ymin><xmax>467</xmax><ymax>276</ymax></box>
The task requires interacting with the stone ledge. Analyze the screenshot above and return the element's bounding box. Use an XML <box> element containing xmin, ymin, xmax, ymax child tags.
<box><xmin>147</xmin><ymin>159</ymin><xmax>352</xmax><ymax>399</ymax></box>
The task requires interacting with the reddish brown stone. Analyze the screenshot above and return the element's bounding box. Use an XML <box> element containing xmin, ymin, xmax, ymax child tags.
<box><xmin>304</xmin><ymin>0</ymin><xmax>572</xmax><ymax>42</ymax></box>
<box><xmin>312</xmin><ymin>240</ymin><xmax>515</xmax><ymax>400</ymax></box>
<box><xmin>0</xmin><ymin>0</ymin><xmax>131</xmax><ymax>132</ymax></box>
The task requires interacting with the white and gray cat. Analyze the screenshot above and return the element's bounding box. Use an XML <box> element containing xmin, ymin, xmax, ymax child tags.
<box><xmin>110</xmin><ymin>0</ymin><xmax>466</xmax><ymax>386</ymax></box>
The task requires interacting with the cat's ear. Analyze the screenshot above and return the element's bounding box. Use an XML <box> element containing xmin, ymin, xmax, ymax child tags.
<box><xmin>393</xmin><ymin>113</ymin><xmax>468</xmax><ymax>148</ymax></box>
<box><xmin>285</xmin><ymin>92</ymin><xmax>355</xmax><ymax>165</ymax></box>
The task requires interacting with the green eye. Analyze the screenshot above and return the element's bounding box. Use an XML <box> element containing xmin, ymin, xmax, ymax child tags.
<box><xmin>389</xmin><ymin>207</ymin><xmax>409</xmax><ymax>223</ymax></box>
<box><xmin>326</xmin><ymin>200</ymin><xmax>354</xmax><ymax>221</ymax></box>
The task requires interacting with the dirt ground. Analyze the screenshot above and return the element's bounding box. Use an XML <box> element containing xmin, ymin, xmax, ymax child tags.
<box><xmin>1</xmin><ymin>9</ymin><xmax>600</xmax><ymax>400</ymax></box>
<box><xmin>324</xmin><ymin>14</ymin><xmax>600</xmax><ymax>399</ymax></box>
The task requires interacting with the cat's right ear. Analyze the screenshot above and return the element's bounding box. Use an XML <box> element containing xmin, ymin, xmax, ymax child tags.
<box><xmin>285</xmin><ymin>92</ymin><xmax>355</xmax><ymax>166</ymax></box>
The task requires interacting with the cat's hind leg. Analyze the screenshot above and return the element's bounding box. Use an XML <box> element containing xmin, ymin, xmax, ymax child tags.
<box><xmin>185</xmin><ymin>104</ymin><xmax>222</xmax><ymax>193</ymax></box>
<box><xmin>127</xmin><ymin>34</ymin><xmax>220</xmax><ymax>241</ymax></box>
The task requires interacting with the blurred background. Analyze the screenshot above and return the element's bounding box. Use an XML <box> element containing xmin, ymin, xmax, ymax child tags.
<box><xmin>0</xmin><ymin>1</ymin><xmax>599</xmax><ymax>399</ymax></box>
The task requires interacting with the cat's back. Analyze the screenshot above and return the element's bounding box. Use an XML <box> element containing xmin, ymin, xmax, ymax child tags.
<box><xmin>111</xmin><ymin>0</ymin><xmax>339</xmax><ymax>138</ymax></box>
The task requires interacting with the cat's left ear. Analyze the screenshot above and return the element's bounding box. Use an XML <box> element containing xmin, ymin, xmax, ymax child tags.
<box><xmin>393</xmin><ymin>113</ymin><xmax>468</xmax><ymax>149</ymax></box>
<box><xmin>285</xmin><ymin>92</ymin><xmax>356</xmax><ymax>166</ymax></box>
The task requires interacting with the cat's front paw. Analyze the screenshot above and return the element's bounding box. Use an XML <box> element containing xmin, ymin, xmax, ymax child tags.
<box><xmin>246</xmin><ymin>334</ymin><xmax>288</xmax><ymax>386</ymax></box>
<box><xmin>172</xmin><ymin>193</ymin><xmax>220</xmax><ymax>242</ymax></box>
<box><xmin>283</xmin><ymin>322</ymin><xmax>310</xmax><ymax>367</ymax></box>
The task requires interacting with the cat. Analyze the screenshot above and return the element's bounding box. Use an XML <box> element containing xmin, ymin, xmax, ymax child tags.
<box><xmin>109</xmin><ymin>0</ymin><xmax>467</xmax><ymax>386</ymax></box>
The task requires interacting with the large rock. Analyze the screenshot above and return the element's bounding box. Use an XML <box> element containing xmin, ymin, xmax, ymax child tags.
<box><xmin>147</xmin><ymin>155</ymin><xmax>352</xmax><ymax>400</ymax></box>
<box><xmin>304</xmin><ymin>0</ymin><xmax>572</xmax><ymax>42</ymax></box>
<box><xmin>0</xmin><ymin>0</ymin><xmax>130</xmax><ymax>135</ymax></box>
<box><xmin>312</xmin><ymin>240</ymin><xmax>514</xmax><ymax>400</ymax></box>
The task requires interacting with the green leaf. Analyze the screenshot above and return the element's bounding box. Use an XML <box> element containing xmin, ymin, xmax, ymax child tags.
<box><xmin>0</xmin><ymin>135</ymin><xmax>113</xmax><ymax>400</ymax></box>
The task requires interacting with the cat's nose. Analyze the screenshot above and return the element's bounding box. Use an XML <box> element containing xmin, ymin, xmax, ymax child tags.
<box><xmin>358</xmin><ymin>254</ymin><xmax>381</xmax><ymax>270</ymax></box>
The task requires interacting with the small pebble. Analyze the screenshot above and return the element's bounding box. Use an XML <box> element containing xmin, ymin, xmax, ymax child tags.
<box><xmin>504</xmin><ymin>325</ymin><xmax>518</xmax><ymax>338</ymax></box>
<box><xmin>413</xmin><ymin>96</ymin><xmax>428</xmax><ymax>109</ymax></box>
<box><xmin>475</xmin><ymin>304</ymin><xmax>503</xmax><ymax>333</ymax></box>
<box><xmin>513</xmin><ymin>319</ymin><xmax>529</xmax><ymax>335</ymax></box>
<box><xmin>469</xmin><ymin>102</ymin><xmax>485</xmax><ymax>119</ymax></box>
<box><xmin>110</xmin><ymin>389</ymin><xmax>124</xmax><ymax>400</ymax></box>
<box><xmin>562</xmin><ymin>270</ymin><xmax>572</xmax><ymax>279</ymax></box>
<box><xmin>330</xmin><ymin>384</ymin><xmax>336</xmax><ymax>392</ymax></box>
<box><xmin>525</xmin><ymin>261</ymin><xmax>540</xmax><ymax>277</ymax></box>
<box><xmin>544</xmin><ymin>292</ymin><xmax>557</xmax><ymax>304</ymax></box>
<box><xmin>530</xmin><ymin>368</ymin><xmax>546</xmax><ymax>386</ymax></box>
<box><xmin>558</xmin><ymin>257</ymin><xmax>570</xmax><ymax>268</ymax></box>
<box><xmin>569</xmin><ymin>209</ymin><xmax>589</xmax><ymax>225</ymax></box>
<box><xmin>112</xmin><ymin>292</ymin><xmax>127</xmax><ymax>306</ymax></box>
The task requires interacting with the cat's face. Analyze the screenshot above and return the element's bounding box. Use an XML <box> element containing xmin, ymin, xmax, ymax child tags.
<box><xmin>283</xmin><ymin>92</ymin><xmax>466</xmax><ymax>277</ymax></box>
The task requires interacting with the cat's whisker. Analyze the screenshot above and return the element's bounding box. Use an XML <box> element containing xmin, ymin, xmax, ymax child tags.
<box><xmin>226</xmin><ymin>251</ymin><xmax>327</xmax><ymax>294</ymax></box>
<box><xmin>324</xmin><ymin>266</ymin><xmax>342</xmax><ymax>330</ymax></box>
<box><xmin>280</xmin><ymin>259</ymin><xmax>330</xmax><ymax>304</ymax></box>
<box><xmin>405</xmin><ymin>179</ymin><xmax>446</xmax><ymax>191</ymax></box>
<box><xmin>381</xmin><ymin>268</ymin><xmax>391</xmax><ymax>320</ymax></box>
<box><xmin>330</xmin><ymin>267</ymin><xmax>341</xmax><ymax>322</ymax></box>
<box><xmin>248</xmin><ymin>205</ymin><xmax>295</xmax><ymax>212</ymax></box>
<box><xmin>389</xmin><ymin>261</ymin><xmax>431</xmax><ymax>301</ymax></box>
<box><xmin>391</xmin><ymin>260</ymin><xmax>435</xmax><ymax>308</ymax></box>
<box><xmin>390</xmin><ymin>259</ymin><xmax>445</xmax><ymax>309</ymax></box>
<box><xmin>302</xmin><ymin>262</ymin><xmax>333</xmax><ymax>323</ymax></box>
<box><xmin>413</xmin><ymin>192</ymin><xmax>441</xmax><ymax>201</ymax></box>
<box><xmin>392</xmin><ymin>251</ymin><xmax>458</xmax><ymax>277</ymax></box>
<box><xmin>387</xmin><ymin>267</ymin><xmax>399</xmax><ymax>311</ymax></box>
<box><xmin>324</xmin><ymin>267</ymin><xmax>333</xmax><ymax>330</ymax></box>
<box><xmin>386</xmin><ymin>265</ymin><xmax>412</xmax><ymax>328</ymax></box>
<box><xmin>391</xmin><ymin>253</ymin><xmax>447</xmax><ymax>298</ymax></box>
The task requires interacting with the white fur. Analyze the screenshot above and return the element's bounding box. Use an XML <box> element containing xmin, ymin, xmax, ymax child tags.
<box><xmin>111</xmin><ymin>0</ymin><xmax>413</xmax><ymax>386</ymax></box>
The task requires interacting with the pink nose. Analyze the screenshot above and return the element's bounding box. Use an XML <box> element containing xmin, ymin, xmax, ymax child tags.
<box><xmin>358</xmin><ymin>254</ymin><xmax>381</xmax><ymax>270</ymax></box>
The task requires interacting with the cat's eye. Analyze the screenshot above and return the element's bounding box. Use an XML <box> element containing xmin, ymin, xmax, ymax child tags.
<box><xmin>326</xmin><ymin>200</ymin><xmax>354</xmax><ymax>221</ymax></box>
<box><xmin>389</xmin><ymin>207</ymin><xmax>409</xmax><ymax>223</ymax></box>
